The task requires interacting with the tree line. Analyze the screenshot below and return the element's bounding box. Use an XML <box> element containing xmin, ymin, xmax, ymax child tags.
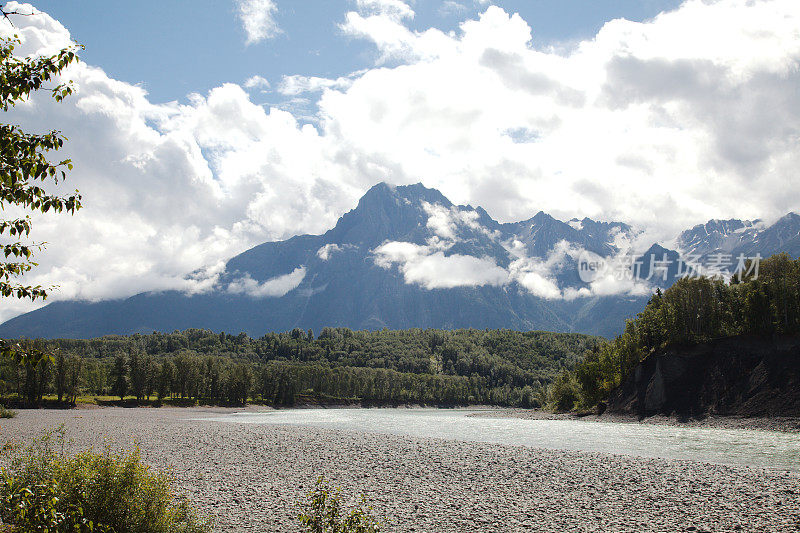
<box><xmin>549</xmin><ymin>253</ymin><xmax>800</xmax><ymax>411</ymax></box>
<box><xmin>0</xmin><ymin>328</ymin><xmax>599</xmax><ymax>407</ymax></box>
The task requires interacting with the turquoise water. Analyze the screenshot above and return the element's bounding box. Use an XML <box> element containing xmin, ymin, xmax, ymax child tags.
<box><xmin>199</xmin><ymin>408</ymin><xmax>800</xmax><ymax>472</ymax></box>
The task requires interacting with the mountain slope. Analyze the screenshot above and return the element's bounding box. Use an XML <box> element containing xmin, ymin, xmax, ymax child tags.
<box><xmin>1</xmin><ymin>183</ymin><xmax>797</xmax><ymax>339</ymax></box>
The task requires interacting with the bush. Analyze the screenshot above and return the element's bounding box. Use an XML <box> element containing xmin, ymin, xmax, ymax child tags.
<box><xmin>296</xmin><ymin>476</ymin><xmax>381</xmax><ymax>533</ymax></box>
<box><xmin>0</xmin><ymin>405</ymin><xmax>14</xmax><ymax>419</ymax></box>
<box><xmin>0</xmin><ymin>427</ymin><xmax>210</xmax><ymax>533</ymax></box>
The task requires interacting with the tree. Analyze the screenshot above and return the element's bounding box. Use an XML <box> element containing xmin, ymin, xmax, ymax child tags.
<box><xmin>65</xmin><ymin>354</ymin><xmax>82</xmax><ymax>404</ymax></box>
<box><xmin>143</xmin><ymin>353</ymin><xmax>156</xmax><ymax>399</ymax></box>
<box><xmin>128</xmin><ymin>346</ymin><xmax>146</xmax><ymax>401</ymax></box>
<box><xmin>225</xmin><ymin>363</ymin><xmax>252</xmax><ymax>405</ymax></box>
<box><xmin>110</xmin><ymin>354</ymin><xmax>128</xmax><ymax>400</ymax></box>
<box><xmin>0</xmin><ymin>7</ymin><xmax>83</xmax><ymax>367</ymax></box>
<box><xmin>157</xmin><ymin>358</ymin><xmax>174</xmax><ymax>401</ymax></box>
<box><xmin>54</xmin><ymin>349</ymin><xmax>66</xmax><ymax>401</ymax></box>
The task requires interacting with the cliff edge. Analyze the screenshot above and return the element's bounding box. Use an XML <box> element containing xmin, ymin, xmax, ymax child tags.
<box><xmin>606</xmin><ymin>335</ymin><xmax>800</xmax><ymax>417</ymax></box>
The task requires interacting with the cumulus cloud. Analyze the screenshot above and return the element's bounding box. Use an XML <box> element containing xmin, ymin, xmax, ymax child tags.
<box><xmin>330</xmin><ymin>0</ymin><xmax>800</xmax><ymax>236</ymax></box>
<box><xmin>227</xmin><ymin>266</ymin><xmax>306</xmax><ymax>297</ymax></box>
<box><xmin>3</xmin><ymin>0</ymin><xmax>800</xmax><ymax>321</ymax></box>
<box><xmin>0</xmin><ymin>3</ymin><xmax>364</xmax><ymax>322</ymax></box>
<box><xmin>235</xmin><ymin>0</ymin><xmax>281</xmax><ymax>45</ymax></box>
<box><xmin>340</xmin><ymin>0</ymin><xmax>453</xmax><ymax>63</ymax></box>
<box><xmin>375</xmin><ymin>231</ymin><xmax>653</xmax><ymax>298</ymax></box>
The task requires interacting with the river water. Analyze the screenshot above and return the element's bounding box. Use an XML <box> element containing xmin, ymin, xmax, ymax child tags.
<box><xmin>200</xmin><ymin>408</ymin><xmax>800</xmax><ymax>471</ymax></box>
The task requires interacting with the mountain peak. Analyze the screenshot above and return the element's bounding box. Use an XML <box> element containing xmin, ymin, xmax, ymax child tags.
<box><xmin>643</xmin><ymin>243</ymin><xmax>675</xmax><ymax>256</ymax></box>
<box><xmin>358</xmin><ymin>182</ymin><xmax>452</xmax><ymax>209</ymax></box>
<box><xmin>327</xmin><ymin>182</ymin><xmax>446</xmax><ymax>246</ymax></box>
<box><xmin>532</xmin><ymin>210</ymin><xmax>554</xmax><ymax>223</ymax></box>
<box><xmin>776</xmin><ymin>212</ymin><xmax>800</xmax><ymax>225</ymax></box>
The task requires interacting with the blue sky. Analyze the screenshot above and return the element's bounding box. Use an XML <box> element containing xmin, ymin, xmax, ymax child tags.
<box><xmin>33</xmin><ymin>0</ymin><xmax>681</xmax><ymax>104</ymax></box>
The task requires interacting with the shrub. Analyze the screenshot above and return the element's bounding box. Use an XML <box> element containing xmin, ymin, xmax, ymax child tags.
<box><xmin>0</xmin><ymin>405</ymin><xmax>14</xmax><ymax>419</ymax></box>
<box><xmin>0</xmin><ymin>427</ymin><xmax>210</xmax><ymax>533</ymax></box>
<box><xmin>296</xmin><ymin>476</ymin><xmax>381</xmax><ymax>533</ymax></box>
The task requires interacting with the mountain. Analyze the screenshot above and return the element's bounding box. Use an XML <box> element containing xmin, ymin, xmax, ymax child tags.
<box><xmin>1</xmin><ymin>182</ymin><xmax>798</xmax><ymax>340</ymax></box>
<box><xmin>676</xmin><ymin>218</ymin><xmax>763</xmax><ymax>258</ymax></box>
<box><xmin>675</xmin><ymin>213</ymin><xmax>800</xmax><ymax>267</ymax></box>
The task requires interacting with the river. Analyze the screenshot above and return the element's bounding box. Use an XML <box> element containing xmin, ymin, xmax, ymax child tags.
<box><xmin>199</xmin><ymin>408</ymin><xmax>800</xmax><ymax>471</ymax></box>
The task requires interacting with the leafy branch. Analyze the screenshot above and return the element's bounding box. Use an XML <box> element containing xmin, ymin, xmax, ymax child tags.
<box><xmin>0</xmin><ymin>34</ymin><xmax>83</xmax><ymax>301</ymax></box>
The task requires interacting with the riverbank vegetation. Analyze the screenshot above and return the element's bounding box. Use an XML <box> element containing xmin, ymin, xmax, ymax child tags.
<box><xmin>0</xmin><ymin>329</ymin><xmax>598</xmax><ymax>408</ymax></box>
<box><xmin>296</xmin><ymin>477</ymin><xmax>381</xmax><ymax>533</ymax></box>
<box><xmin>0</xmin><ymin>428</ymin><xmax>210</xmax><ymax>533</ymax></box>
<box><xmin>551</xmin><ymin>253</ymin><xmax>800</xmax><ymax>411</ymax></box>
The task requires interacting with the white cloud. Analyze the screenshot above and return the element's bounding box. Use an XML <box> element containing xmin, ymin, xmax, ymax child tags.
<box><xmin>374</xmin><ymin>232</ymin><xmax>653</xmax><ymax>298</ymax></box>
<box><xmin>372</xmin><ymin>203</ymin><xmax>509</xmax><ymax>289</ymax></box>
<box><xmin>440</xmin><ymin>2</ymin><xmax>469</xmax><ymax>17</ymax></box>
<box><xmin>506</xmin><ymin>239</ymin><xmax>577</xmax><ymax>299</ymax></box>
<box><xmin>3</xmin><ymin>0</ymin><xmax>800</xmax><ymax>321</ymax></box>
<box><xmin>422</xmin><ymin>202</ymin><xmax>497</xmax><ymax>240</ymax></box>
<box><xmin>227</xmin><ymin>266</ymin><xmax>306</xmax><ymax>297</ymax></box>
<box><xmin>517</xmin><ymin>271</ymin><xmax>562</xmax><ymax>300</ymax></box>
<box><xmin>506</xmin><ymin>236</ymin><xmax>654</xmax><ymax>300</ymax></box>
<box><xmin>330</xmin><ymin>0</ymin><xmax>800</xmax><ymax>239</ymax></box>
<box><xmin>355</xmin><ymin>0</ymin><xmax>414</xmax><ymax>21</ymax></box>
<box><xmin>235</xmin><ymin>0</ymin><xmax>280</xmax><ymax>45</ymax></box>
<box><xmin>244</xmin><ymin>75</ymin><xmax>270</xmax><ymax>90</ymax></box>
<box><xmin>317</xmin><ymin>243</ymin><xmax>347</xmax><ymax>260</ymax></box>
<box><xmin>373</xmin><ymin>209</ymin><xmax>565</xmax><ymax>296</ymax></box>
<box><xmin>340</xmin><ymin>0</ymin><xmax>454</xmax><ymax>63</ymax></box>
<box><xmin>373</xmin><ymin>241</ymin><xmax>508</xmax><ymax>289</ymax></box>
<box><xmin>375</xmin><ymin>204</ymin><xmax>654</xmax><ymax>298</ymax></box>
<box><xmin>424</xmin><ymin>203</ymin><xmax>459</xmax><ymax>240</ymax></box>
<box><xmin>278</xmin><ymin>74</ymin><xmax>356</xmax><ymax>96</ymax></box>
<box><xmin>0</xmin><ymin>3</ymin><xmax>364</xmax><ymax>322</ymax></box>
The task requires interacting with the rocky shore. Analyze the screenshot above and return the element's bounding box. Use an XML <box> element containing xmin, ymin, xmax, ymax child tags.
<box><xmin>2</xmin><ymin>407</ymin><xmax>799</xmax><ymax>532</ymax></box>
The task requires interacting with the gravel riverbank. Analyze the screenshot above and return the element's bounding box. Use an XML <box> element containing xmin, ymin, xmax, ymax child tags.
<box><xmin>1</xmin><ymin>407</ymin><xmax>799</xmax><ymax>532</ymax></box>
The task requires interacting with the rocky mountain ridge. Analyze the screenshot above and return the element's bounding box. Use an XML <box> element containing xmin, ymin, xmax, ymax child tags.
<box><xmin>1</xmin><ymin>182</ymin><xmax>798</xmax><ymax>339</ymax></box>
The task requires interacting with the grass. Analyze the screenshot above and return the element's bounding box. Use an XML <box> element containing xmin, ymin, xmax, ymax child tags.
<box><xmin>1</xmin><ymin>391</ymin><xmax>363</xmax><ymax>411</ymax></box>
<box><xmin>1</xmin><ymin>395</ymin><xmax>202</xmax><ymax>408</ymax></box>
<box><xmin>0</xmin><ymin>404</ymin><xmax>15</xmax><ymax>418</ymax></box>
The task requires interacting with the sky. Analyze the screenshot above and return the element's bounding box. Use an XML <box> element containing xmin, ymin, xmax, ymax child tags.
<box><xmin>1</xmin><ymin>0</ymin><xmax>799</xmax><ymax>321</ymax></box>
<box><xmin>28</xmin><ymin>1</ymin><xmax>683</xmax><ymax>105</ymax></box>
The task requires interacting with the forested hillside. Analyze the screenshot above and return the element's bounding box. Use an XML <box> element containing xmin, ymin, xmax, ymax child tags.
<box><xmin>551</xmin><ymin>253</ymin><xmax>800</xmax><ymax>411</ymax></box>
<box><xmin>0</xmin><ymin>328</ymin><xmax>599</xmax><ymax>408</ymax></box>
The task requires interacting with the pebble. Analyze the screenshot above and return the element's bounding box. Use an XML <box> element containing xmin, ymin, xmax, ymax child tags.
<box><xmin>2</xmin><ymin>407</ymin><xmax>800</xmax><ymax>532</ymax></box>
